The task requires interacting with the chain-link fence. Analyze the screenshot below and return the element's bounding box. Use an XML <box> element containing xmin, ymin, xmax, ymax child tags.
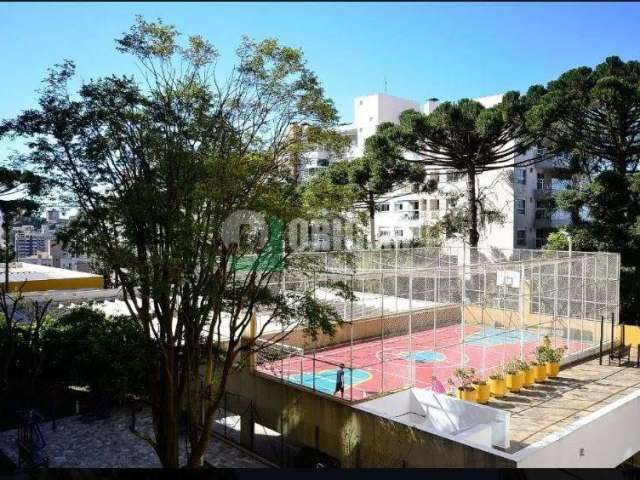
<box><xmin>255</xmin><ymin>247</ymin><xmax>620</xmax><ymax>402</ymax></box>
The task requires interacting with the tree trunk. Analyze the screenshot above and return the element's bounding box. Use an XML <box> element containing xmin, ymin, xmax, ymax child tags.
<box><xmin>151</xmin><ymin>349</ymin><xmax>180</xmax><ymax>468</ymax></box>
<box><xmin>466</xmin><ymin>171</ymin><xmax>480</xmax><ymax>248</ymax></box>
<box><xmin>155</xmin><ymin>404</ymin><xmax>179</xmax><ymax>468</ymax></box>
<box><xmin>368</xmin><ymin>192</ymin><xmax>376</xmax><ymax>250</ymax></box>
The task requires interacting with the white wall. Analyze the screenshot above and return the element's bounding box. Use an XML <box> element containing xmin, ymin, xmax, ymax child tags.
<box><xmin>355</xmin><ymin>388</ymin><xmax>510</xmax><ymax>450</ymax></box>
<box><xmin>515</xmin><ymin>389</ymin><xmax>640</xmax><ymax>467</ymax></box>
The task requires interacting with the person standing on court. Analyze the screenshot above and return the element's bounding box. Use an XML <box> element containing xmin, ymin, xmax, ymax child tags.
<box><xmin>334</xmin><ymin>363</ymin><xmax>345</xmax><ymax>398</ymax></box>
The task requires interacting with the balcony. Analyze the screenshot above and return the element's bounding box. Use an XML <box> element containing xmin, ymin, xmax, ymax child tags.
<box><xmin>402</xmin><ymin>211</ymin><xmax>420</xmax><ymax>221</ymax></box>
<box><xmin>534</xmin><ymin>215</ymin><xmax>551</xmax><ymax>228</ymax></box>
<box><xmin>534</xmin><ymin>187</ymin><xmax>554</xmax><ymax>200</ymax></box>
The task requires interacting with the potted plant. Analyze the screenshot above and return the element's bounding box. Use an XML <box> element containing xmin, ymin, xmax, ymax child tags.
<box><xmin>518</xmin><ymin>359</ymin><xmax>535</xmax><ymax>387</ymax></box>
<box><xmin>546</xmin><ymin>346</ymin><xmax>566</xmax><ymax>378</ymax></box>
<box><xmin>472</xmin><ymin>376</ymin><xmax>490</xmax><ymax>404</ymax></box>
<box><xmin>449</xmin><ymin>367</ymin><xmax>477</xmax><ymax>403</ymax></box>
<box><xmin>534</xmin><ymin>346</ymin><xmax>550</xmax><ymax>382</ymax></box>
<box><xmin>488</xmin><ymin>372</ymin><xmax>506</xmax><ymax>398</ymax></box>
<box><xmin>504</xmin><ymin>360</ymin><xmax>522</xmax><ymax>393</ymax></box>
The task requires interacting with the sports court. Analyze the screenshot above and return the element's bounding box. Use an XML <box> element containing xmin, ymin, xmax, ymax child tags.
<box><xmin>255</xmin><ymin>247</ymin><xmax>619</xmax><ymax>402</ymax></box>
<box><xmin>257</xmin><ymin>324</ymin><xmax>591</xmax><ymax>401</ymax></box>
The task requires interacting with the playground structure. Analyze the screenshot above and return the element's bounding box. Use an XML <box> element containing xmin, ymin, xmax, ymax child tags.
<box><xmin>255</xmin><ymin>247</ymin><xmax>620</xmax><ymax>401</ymax></box>
<box><xmin>16</xmin><ymin>410</ymin><xmax>49</xmax><ymax>469</ymax></box>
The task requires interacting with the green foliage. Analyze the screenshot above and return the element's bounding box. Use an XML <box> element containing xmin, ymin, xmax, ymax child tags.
<box><xmin>448</xmin><ymin>366</ymin><xmax>475</xmax><ymax>389</ymax></box>
<box><xmin>371</xmin><ymin>96</ymin><xmax>529</xmax><ymax>247</ymax></box>
<box><xmin>530</xmin><ymin>57</ymin><xmax>640</xmax><ymax>323</ymax></box>
<box><xmin>504</xmin><ymin>360</ymin><xmax>520</xmax><ymax>375</ymax></box>
<box><xmin>3</xmin><ymin>16</ymin><xmax>347</xmax><ymax>466</ymax></box>
<box><xmin>516</xmin><ymin>359</ymin><xmax>530</xmax><ymax>372</ymax></box>
<box><xmin>42</xmin><ymin>307</ymin><xmax>151</xmax><ymax>400</ymax></box>
<box><xmin>535</xmin><ymin>345</ymin><xmax>565</xmax><ymax>364</ymax></box>
<box><xmin>302</xmin><ymin>144</ymin><xmax>425</xmax><ymax>247</ymax></box>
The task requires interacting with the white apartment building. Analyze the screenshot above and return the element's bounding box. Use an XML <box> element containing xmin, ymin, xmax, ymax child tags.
<box><xmin>300</xmin><ymin>92</ymin><xmax>570</xmax><ymax>250</ymax></box>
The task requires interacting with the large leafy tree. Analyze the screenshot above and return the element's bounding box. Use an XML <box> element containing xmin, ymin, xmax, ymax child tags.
<box><xmin>3</xmin><ymin>17</ymin><xmax>345</xmax><ymax>467</ymax></box>
<box><xmin>303</xmin><ymin>134</ymin><xmax>425</xmax><ymax>248</ymax></box>
<box><xmin>371</xmin><ymin>95</ymin><xmax>530</xmax><ymax>247</ymax></box>
<box><xmin>528</xmin><ymin>56</ymin><xmax>640</xmax><ymax>322</ymax></box>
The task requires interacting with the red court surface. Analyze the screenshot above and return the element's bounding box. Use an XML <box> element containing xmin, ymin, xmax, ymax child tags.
<box><xmin>257</xmin><ymin>323</ymin><xmax>592</xmax><ymax>401</ymax></box>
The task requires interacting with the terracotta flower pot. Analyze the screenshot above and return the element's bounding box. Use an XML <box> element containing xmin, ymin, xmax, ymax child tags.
<box><xmin>488</xmin><ymin>377</ymin><xmax>506</xmax><ymax>398</ymax></box>
<box><xmin>456</xmin><ymin>387</ymin><xmax>478</xmax><ymax>403</ymax></box>
<box><xmin>473</xmin><ymin>383</ymin><xmax>490</xmax><ymax>404</ymax></box>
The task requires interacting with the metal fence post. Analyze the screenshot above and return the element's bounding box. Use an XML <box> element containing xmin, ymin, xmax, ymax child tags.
<box><xmin>224</xmin><ymin>393</ymin><xmax>228</xmax><ymax>438</ymax></box>
<box><xmin>600</xmin><ymin>315</ymin><xmax>604</xmax><ymax>365</ymax></box>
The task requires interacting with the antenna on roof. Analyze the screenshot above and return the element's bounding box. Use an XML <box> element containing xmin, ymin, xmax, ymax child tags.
<box><xmin>384</xmin><ymin>76</ymin><xmax>388</xmax><ymax>93</ymax></box>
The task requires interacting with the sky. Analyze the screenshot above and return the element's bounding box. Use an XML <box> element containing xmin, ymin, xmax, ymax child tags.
<box><xmin>1</xmin><ymin>2</ymin><xmax>639</xmax><ymax>125</ymax></box>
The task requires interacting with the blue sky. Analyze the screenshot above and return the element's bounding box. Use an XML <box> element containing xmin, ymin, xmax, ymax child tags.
<box><xmin>1</xmin><ymin>1</ymin><xmax>639</xmax><ymax>126</ymax></box>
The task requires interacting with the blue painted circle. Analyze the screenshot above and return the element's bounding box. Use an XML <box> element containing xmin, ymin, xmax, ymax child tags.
<box><xmin>400</xmin><ymin>350</ymin><xmax>446</xmax><ymax>363</ymax></box>
<box><xmin>466</xmin><ymin>327</ymin><xmax>539</xmax><ymax>347</ymax></box>
<box><xmin>287</xmin><ymin>368</ymin><xmax>370</xmax><ymax>395</ymax></box>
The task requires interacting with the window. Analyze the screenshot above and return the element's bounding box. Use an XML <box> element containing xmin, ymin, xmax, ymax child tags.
<box><xmin>369</xmin><ymin>116</ymin><xmax>373</xmax><ymax>122</ymax></box>
<box><xmin>394</xmin><ymin>202</ymin><xmax>404</xmax><ymax>211</ymax></box>
<box><xmin>394</xmin><ymin>228</ymin><xmax>404</xmax><ymax>238</ymax></box>
<box><xmin>536</xmin><ymin>145</ymin><xmax>545</xmax><ymax>157</ymax></box>
<box><xmin>378</xmin><ymin>203</ymin><xmax>390</xmax><ymax>212</ymax></box>
<box><xmin>447</xmin><ymin>171</ymin><xmax>463</xmax><ymax>182</ymax></box>
<box><xmin>515</xmin><ymin>169</ymin><xmax>526</xmax><ymax>185</ymax></box>
<box><xmin>516</xmin><ymin>230</ymin><xmax>526</xmax><ymax>246</ymax></box>
<box><xmin>516</xmin><ymin>199</ymin><xmax>526</xmax><ymax>215</ymax></box>
<box><xmin>409</xmin><ymin>201</ymin><xmax>419</xmax><ymax>210</ymax></box>
<box><xmin>429</xmin><ymin>199</ymin><xmax>440</xmax><ymax>211</ymax></box>
<box><xmin>378</xmin><ymin>228</ymin><xmax>390</xmax><ymax>237</ymax></box>
<box><xmin>537</xmin><ymin>173</ymin><xmax>545</xmax><ymax>190</ymax></box>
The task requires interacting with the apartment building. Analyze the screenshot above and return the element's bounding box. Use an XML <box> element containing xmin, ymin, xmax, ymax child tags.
<box><xmin>301</xmin><ymin>92</ymin><xmax>570</xmax><ymax>250</ymax></box>
<box><xmin>14</xmin><ymin>224</ymin><xmax>53</xmax><ymax>258</ymax></box>
<box><xmin>12</xmin><ymin>209</ymin><xmax>91</xmax><ymax>271</ymax></box>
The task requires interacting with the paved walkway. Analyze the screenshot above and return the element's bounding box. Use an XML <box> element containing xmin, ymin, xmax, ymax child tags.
<box><xmin>484</xmin><ymin>359</ymin><xmax>640</xmax><ymax>453</ymax></box>
<box><xmin>0</xmin><ymin>407</ymin><xmax>269</xmax><ymax>468</ymax></box>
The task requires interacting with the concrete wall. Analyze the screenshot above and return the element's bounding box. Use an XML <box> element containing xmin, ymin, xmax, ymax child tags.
<box><xmin>266</xmin><ymin>304</ymin><xmax>461</xmax><ymax>350</ymax></box>
<box><xmin>618</xmin><ymin>325</ymin><xmax>640</xmax><ymax>347</ymax></box>
<box><xmin>225</xmin><ymin>368</ymin><xmax>515</xmax><ymax>467</ymax></box>
<box><xmin>463</xmin><ymin>304</ymin><xmax>603</xmax><ymax>342</ymax></box>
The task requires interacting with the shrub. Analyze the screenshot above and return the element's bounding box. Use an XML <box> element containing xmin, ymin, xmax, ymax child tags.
<box><xmin>448</xmin><ymin>367</ymin><xmax>476</xmax><ymax>390</ymax></box>
<box><xmin>42</xmin><ymin>307</ymin><xmax>152</xmax><ymax>402</ymax></box>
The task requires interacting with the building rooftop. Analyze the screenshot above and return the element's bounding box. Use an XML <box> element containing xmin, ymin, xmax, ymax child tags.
<box><xmin>3</xmin><ymin>262</ymin><xmax>99</xmax><ymax>282</ymax></box>
<box><xmin>493</xmin><ymin>358</ymin><xmax>640</xmax><ymax>453</ymax></box>
<box><xmin>2</xmin><ymin>262</ymin><xmax>103</xmax><ymax>292</ymax></box>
